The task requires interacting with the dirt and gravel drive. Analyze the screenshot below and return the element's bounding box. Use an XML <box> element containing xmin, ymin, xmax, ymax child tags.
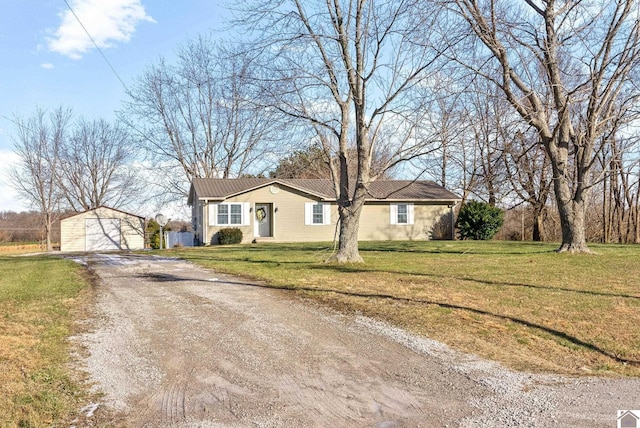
<box><xmin>70</xmin><ymin>253</ymin><xmax>640</xmax><ymax>427</ymax></box>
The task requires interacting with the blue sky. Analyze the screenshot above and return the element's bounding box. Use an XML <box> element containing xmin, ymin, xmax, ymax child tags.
<box><xmin>0</xmin><ymin>0</ymin><xmax>230</xmax><ymax>212</ymax></box>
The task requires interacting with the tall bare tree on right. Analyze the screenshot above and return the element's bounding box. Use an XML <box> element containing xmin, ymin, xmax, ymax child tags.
<box><xmin>450</xmin><ymin>0</ymin><xmax>640</xmax><ymax>252</ymax></box>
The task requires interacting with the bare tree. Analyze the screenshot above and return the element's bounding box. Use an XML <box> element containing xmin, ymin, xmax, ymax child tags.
<box><xmin>122</xmin><ymin>35</ymin><xmax>286</xmax><ymax>199</ymax></box>
<box><xmin>449</xmin><ymin>0</ymin><xmax>640</xmax><ymax>252</ymax></box>
<box><xmin>504</xmin><ymin>129</ymin><xmax>553</xmax><ymax>241</ymax></box>
<box><xmin>58</xmin><ymin>118</ymin><xmax>142</xmax><ymax>211</ymax></box>
<box><xmin>466</xmin><ymin>83</ymin><xmax>513</xmax><ymax>207</ymax></box>
<box><xmin>599</xmin><ymin>127</ymin><xmax>640</xmax><ymax>243</ymax></box>
<box><xmin>239</xmin><ymin>0</ymin><xmax>445</xmax><ymax>262</ymax></box>
<box><xmin>415</xmin><ymin>78</ymin><xmax>471</xmax><ymax>195</ymax></box>
<box><xmin>9</xmin><ymin>107</ymin><xmax>72</xmax><ymax>251</ymax></box>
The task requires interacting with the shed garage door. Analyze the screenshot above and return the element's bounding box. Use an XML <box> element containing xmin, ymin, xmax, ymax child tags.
<box><xmin>85</xmin><ymin>218</ymin><xmax>121</xmax><ymax>251</ymax></box>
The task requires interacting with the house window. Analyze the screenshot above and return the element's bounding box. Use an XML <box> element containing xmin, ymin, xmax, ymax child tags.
<box><xmin>210</xmin><ymin>202</ymin><xmax>250</xmax><ymax>226</ymax></box>
<box><xmin>312</xmin><ymin>203</ymin><xmax>324</xmax><ymax>224</ymax></box>
<box><xmin>217</xmin><ymin>204</ymin><xmax>229</xmax><ymax>225</ymax></box>
<box><xmin>390</xmin><ymin>203</ymin><xmax>414</xmax><ymax>225</ymax></box>
<box><xmin>305</xmin><ymin>202</ymin><xmax>331</xmax><ymax>225</ymax></box>
<box><xmin>397</xmin><ymin>204</ymin><xmax>408</xmax><ymax>224</ymax></box>
<box><xmin>230</xmin><ymin>204</ymin><xmax>242</xmax><ymax>224</ymax></box>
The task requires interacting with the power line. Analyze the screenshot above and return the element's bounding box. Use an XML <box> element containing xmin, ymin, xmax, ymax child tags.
<box><xmin>62</xmin><ymin>0</ymin><xmax>128</xmax><ymax>90</ymax></box>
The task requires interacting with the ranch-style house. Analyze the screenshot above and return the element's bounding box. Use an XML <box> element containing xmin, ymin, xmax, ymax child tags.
<box><xmin>188</xmin><ymin>178</ymin><xmax>460</xmax><ymax>245</ymax></box>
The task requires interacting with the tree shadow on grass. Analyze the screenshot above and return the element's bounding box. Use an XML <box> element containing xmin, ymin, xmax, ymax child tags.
<box><xmin>139</xmin><ymin>266</ymin><xmax>640</xmax><ymax>367</ymax></box>
<box><xmin>167</xmin><ymin>251</ymin><xmax>640</xmax><ymax>301</ymax></box>
<box><xmin>237</xmin><ymin>280</ymin><xmax>639</xmax><ymax>367</ymax></box>
<box><xmin>358</xmin><ymin>241</ymin><xmax>558</xmax><ymax>255</ymax></box>
<box><xmin>310</xmin><ymin>264</ymin><xmax>640</xmax><ymax>301</ymax></box>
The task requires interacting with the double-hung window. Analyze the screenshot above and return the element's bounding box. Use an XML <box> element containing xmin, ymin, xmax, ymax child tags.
<box><xmin>397</xmin><ymin>204</ymin><xmax>408</xmax><ymax>224</ymax></box>
<box><xmin>305</xmin><ymin>202</ymin><xmax>331</xmax><ymax>225</ymax></box>
<box><xmin>209</xmin><ymin>202</ymin><xmax>249</xmax><ymax>226</ymax></box>
<box><xmin>217</xmin><ymin>204</ymin><xmax>230</xmax><ymax>225</ymax></box>
<box><xmin>312</xmin><ymin>203</ymin><xmax>324</xmax><ymax>224</ymax></box>
<box><xmin>390</xmin><ymin>203</ymin><xmax>414</xmax><ymax>225</ymax></box>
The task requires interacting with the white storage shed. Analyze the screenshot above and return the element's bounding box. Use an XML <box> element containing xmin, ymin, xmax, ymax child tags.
<box><xmin>60</xmin><ymin>207</ymin><xmax>146</xmax><ymax>252</ymax></box>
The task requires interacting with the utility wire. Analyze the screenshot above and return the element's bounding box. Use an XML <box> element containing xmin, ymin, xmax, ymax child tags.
<box><xmin>62</xmin><ymin>0</ymin><xmax>128</xmax><ymax>90</ymax></box>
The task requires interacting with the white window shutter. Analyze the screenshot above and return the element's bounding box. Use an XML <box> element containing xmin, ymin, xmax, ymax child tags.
<box><xmin>390</xmin><ymin>204</ymin><xmax>397</xmax><ymax>225</ymax></box>
<box><xmin>408</xmin><ymin>203</ymin><xmax>415</xmax><ymax>225</ymax></box>
<box><xmin>304</xmin><ymin>202</ymin><xmax>312</xmax><ymax>225</ymax></box>
<box><xmin>208</xmin><ymin>203</ymin><xmax>218</xmax><ymax>226</ymax></box>
<box><xmin>323</xmin><ymin>204</ymin><xmax>331</xmax><ymax>225</ymax></box>
<box><xmin>243</xmin><ymin>202</ymin><xmax>251</xmax><ymax>226</ymax></box>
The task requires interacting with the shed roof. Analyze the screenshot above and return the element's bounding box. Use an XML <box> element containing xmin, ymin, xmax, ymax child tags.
<box><xmin>188</xmin><ymin>178</ymin><xmax>460</xmax><ymax>204</ymax></box>
<box><xmin>60</xmin><ymin>206</ymin><xmax>146</xmax><ymax>221</ymax></box>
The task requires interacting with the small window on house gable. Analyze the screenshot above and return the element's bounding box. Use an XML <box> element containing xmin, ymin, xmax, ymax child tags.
<box><xmin>390</xmin><ymin>203</ymin><xmax>414</xmax><ymax>225</ymax></box>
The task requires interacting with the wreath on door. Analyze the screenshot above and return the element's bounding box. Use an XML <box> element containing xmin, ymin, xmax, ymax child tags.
<box><xmin>256</xmin><ymin>207</ymin><xmax>266</xmax><ymax>222</ymax></box>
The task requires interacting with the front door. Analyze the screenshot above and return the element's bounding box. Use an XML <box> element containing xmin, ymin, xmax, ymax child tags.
<box><xmin>255</xmin><ymin>204</ymin><xmax>272</xmax><ymax>237</ymax></box>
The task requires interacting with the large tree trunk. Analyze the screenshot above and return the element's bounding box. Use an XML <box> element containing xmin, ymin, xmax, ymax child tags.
<box><xmin>532</xmin><ymin>205</ymin><xmax>546</xmax><ymax>242</ymax></box>
<box><xmin>555</xmin><ymin>181</ymin><xmax>590</xmax><ymax>253</ymax></box>
<box><xmin>545</xmin><ymin>129</ymin><xmax>592</xmax><ymax>253</ymax></box>
<box><xmin>330</xmin><ymin>206</ymin><xmax>364</xmax><ymax>263</ymax></box>
<box><xmin>557</xmin><ymin>202</ymin><xmax>588</xmax><ymax>252</ymax></box>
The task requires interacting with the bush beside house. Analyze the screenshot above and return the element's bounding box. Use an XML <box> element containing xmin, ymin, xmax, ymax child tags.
<box><xmin>457</xmin><ymin>201</ymin><xmax>504</xmax><ymax>240</ymax></box>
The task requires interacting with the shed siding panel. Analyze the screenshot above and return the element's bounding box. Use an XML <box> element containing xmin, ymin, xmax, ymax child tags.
<box><xmin>60</xmin><ymin>214</ymin><xmax>88</xmax><ymax>252</ymax></box>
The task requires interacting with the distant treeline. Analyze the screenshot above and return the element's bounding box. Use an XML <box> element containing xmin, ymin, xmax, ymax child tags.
<box><xmin>0</xmin><ymin>211</ymin><xmax>59</xmax><ymax>243</ymax></box>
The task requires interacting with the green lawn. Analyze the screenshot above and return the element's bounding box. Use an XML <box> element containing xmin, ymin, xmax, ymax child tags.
<box><xmin>0</xmin><ymin>255</ymin><xmax>89</xmax><ymax>427</ymax></box>
<box><xmin>170</xmin><ymin>240</ymin><xmax>640</xmax><ymax>376</ymax></box>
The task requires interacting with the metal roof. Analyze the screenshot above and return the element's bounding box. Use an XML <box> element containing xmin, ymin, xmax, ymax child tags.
<box><xmin>61</xmin><ymin>205</ymin><xmax>146</xmax><ymax>220</ymax></box>
<box><xmin>188</xmin><ymin>178</ymin><xmax>460</xmax><ymax>204</ymax></box>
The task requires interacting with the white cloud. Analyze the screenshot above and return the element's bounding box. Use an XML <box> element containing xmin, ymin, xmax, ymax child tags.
<box><xmin>47</xmin><ymin>0</ymin><xmax>156</xmax><ymax>59</ymax></box>
<box><xmin>40</xmin><ymin>63</ymin><xmax>54</xmax><ymax>69</ymax></box>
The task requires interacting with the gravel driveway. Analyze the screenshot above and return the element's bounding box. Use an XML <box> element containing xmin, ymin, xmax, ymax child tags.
<box><xmin>70</xmin><ymin>253</ymin><xmax>640</xmax><ymax>427</ymax></box>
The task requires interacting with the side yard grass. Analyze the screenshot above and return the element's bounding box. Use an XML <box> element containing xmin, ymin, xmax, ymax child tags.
<box><xmin>172</xmin><ymin>240</ymin><xmax>640</xmax><ymax>377</ymax></box>
<box><xmin>0</xmin><ymin>255</ymin><xmax>89</xmax><ymax>427</ymax></box>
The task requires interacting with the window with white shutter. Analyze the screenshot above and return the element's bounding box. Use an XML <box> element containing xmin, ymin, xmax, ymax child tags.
<box><xmin>209</xmin><ymin>203</ymin><xmax>249</xmax><ymax>226</ymax></box>
<box><xmin>390</xmin><ymin>203</ymin><xmax>414</xmax><ymax>225</ymax></box>
<box><xmin>305</xmin><ymin>202</ymin><xmax>331</xmax><ymax>225</ymax></box>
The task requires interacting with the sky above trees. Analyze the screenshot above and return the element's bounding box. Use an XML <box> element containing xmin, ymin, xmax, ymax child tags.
<box><xmin>0</xmin><ymin>0</ymin><xmax>229</xmax><ymax>211</ymax></box>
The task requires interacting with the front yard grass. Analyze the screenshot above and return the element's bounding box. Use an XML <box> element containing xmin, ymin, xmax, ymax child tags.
<box><xmin>0</xmin><ymin>255</ymin><xmax>89</xmax><ymax>427</ymax></box>
<box><xmin>172</xmin><ymin>240</ymin><xmax>640</xmax><ymax>376</ymax></box>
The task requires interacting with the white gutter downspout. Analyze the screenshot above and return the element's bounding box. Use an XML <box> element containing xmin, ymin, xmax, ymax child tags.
<box><xmin>202</xmin><ymin>200</ymin><xmax>207</xmax><ymax>246</ymax></box>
